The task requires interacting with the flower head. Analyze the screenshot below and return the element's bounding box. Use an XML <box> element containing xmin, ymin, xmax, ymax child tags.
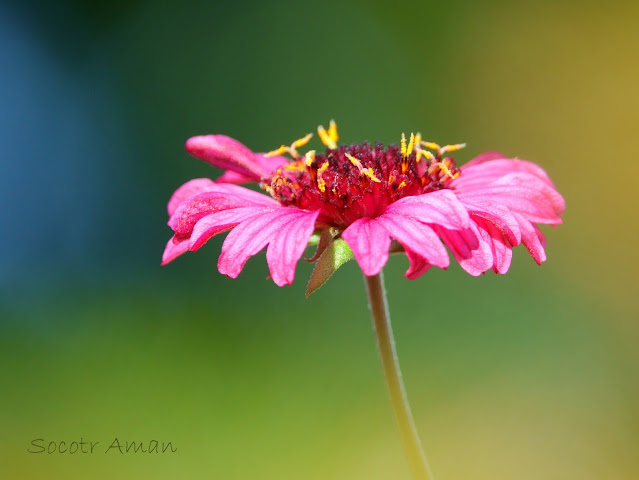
<box><xmin>163</xmin><ymin>121</ymin><xmax>564</xmax><ymax>288</ymax></box>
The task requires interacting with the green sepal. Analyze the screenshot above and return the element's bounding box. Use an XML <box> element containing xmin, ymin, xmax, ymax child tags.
<box><xmin>306</xmin><ymin>238</ymin><xmax>354</xmax><ymax>297</ymax></box>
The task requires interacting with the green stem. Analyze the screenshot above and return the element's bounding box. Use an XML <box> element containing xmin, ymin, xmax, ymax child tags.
<box><xmin>364</xmin><ymin>271</ymin><xmax>433</xmax><ymax>480</ymax></box>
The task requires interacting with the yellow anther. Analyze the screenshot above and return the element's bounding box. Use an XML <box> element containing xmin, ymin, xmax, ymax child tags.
<box><xmin>421</xmin><ymin>141</ymin><xmax>441</xmax><ymax>151</ymax></box>
<box><xmin>318</xmin><ymin>120</ymin><xmax>339</xmax><ymax>149</ymax></box>
<box><xmin>439</xmin><ymin>162</ymin><xmax>456</xmax><ymax>180</ymax></box>
<box><xmin>398</xmin><ymin>180</ymin><xmax>407</xmax><ymax>188</ymax></box>
<box><xmin>266</xmin><ymin>133</ymin><xmax>313</xmax><ymax>159</ymax></box>
<box><xmin>304</xmin><ymin>150</ymin><xmax>316</xmax><ymax>167</ymax></box>
<box><xmin>345</xmin><ymin>152</ymin><xmax>363</xmax><ymax>169</ymax></box>
<box><xmin>407</xmin><ymin>133</ymin><xmax>416</xmax><ymax>156</ymax></box>
<box><xmin>317</xmin><ymin>161</ymin><xmax>330</xmax><ymax>192</ymax></box>
<box><xmin>345</xmin><ymin>153</ymin><xmax>381</xmax><ymax>182</ymax></box>
<box><xmin>284</xmin><ymin>161</ymin><xmax>306</xmax><ymax>172</ymax></box>
<box><xmin>415</xmin><ymin>147</ymin><xmax>436</xmax><ymax>163</ymax></box>
<box><xmin>415</xmin><ymin>132</ymin><xmax>422</xmax><ymax>146</ymax></box>
<box><xmin>328</xmin><ymin>119</ymin><xmax>339</xmax><ymax>143</ymax></box>
<box><xmin>363</xmin><ymin>168</ymin><xmax>381</xmax><ymax>183</ymax></box>
<box><xmin>265</xmin><ymin>145</ymin><xmax>289</xmax><ymax>157</ymax></box>
<box><xmin>293</xmin><ymin>133</ymin><xmax>313</xmax><ymax>149</ymax></box>
<box><xmin>401</xmin><ymin>133</ymin><xmax>407</xmax><ymax>157</ymax></box>
<box><xmin>439</xmin><ymin>143</ymin><xmax>467</xmax><ymax>155</ymax></box>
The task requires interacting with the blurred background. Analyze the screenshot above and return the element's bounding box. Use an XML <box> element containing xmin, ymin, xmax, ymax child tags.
<box><xmin>1</xmin><ymin>0</ymin><xmax>638</xmax><ymax>478</ymax></box>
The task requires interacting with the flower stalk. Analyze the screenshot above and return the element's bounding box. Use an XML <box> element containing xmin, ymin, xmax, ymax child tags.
<box><xmin>364</xmin><ymin>271</ymin><xmax>433</xmax><ymax>480</ymax></box>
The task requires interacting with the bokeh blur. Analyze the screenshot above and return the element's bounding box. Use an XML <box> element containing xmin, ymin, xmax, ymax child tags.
<box><xmin>1</xmin><ymin>0</ymin><xmax>638</xmax><ymax>478</ymax></box>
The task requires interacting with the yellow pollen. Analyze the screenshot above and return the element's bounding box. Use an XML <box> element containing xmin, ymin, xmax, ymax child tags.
<box><xmin>284</xmin><ymin>161</ymin><xmax>306</xmax><ymax>172</ymax></box>
<box><xmin>304</xmin><ymin>150</ymin><xmax>316</xmax><ymax>167</ymax></box>
<box><xmin>421</xmin><ymin>141</ymin><xmax>441</xmax><ymax>151</ymax></box>
<box><xmin>407</xmin><ymin>133</ymin><xmax>416</xmax><ymax>156</ymax></box>
<box><xmin>400</xmin><ymin>133</ymin><xmax>407</xmax><ymax>158</ymax></box>
<box><xmin>398</xmin><ymin>180</ymin><xmax>407</xmax><ymax>188</ymax></box>
<box><xmin>265</xmin><ymin>133</ymin><xmax>313</xmax><ymax>159</ymax></box>
<box><xmin>345</xmin><ymin>153</ymin><xmax>381</xmax><ymax>183</ymax></box>
<box><xmin>317</xmin><ymin>161</ymin><xmax>329</xmax><ymax>192</ymax></box>
<box><xmin>439</xmin><ymin>143</ymin><xmax>467</xmax><ymax>155</ymax></box>
<box><xmin>415</xmin><ymin>147</ymin><xmax>435</xmax><ymax>163</ymax></box>
<box><xmin>318</xmin><ymin>119</ymin><xmax>339</xmax><ymax>149</ymax></box>
<box><xmin>439</xmin><ymin>162</ymin><xmax>456</xmax><ymax>180</ymax></box>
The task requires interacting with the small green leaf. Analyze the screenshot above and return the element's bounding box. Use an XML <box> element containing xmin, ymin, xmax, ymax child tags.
<box><xmin>306</xmin><ymin>238</ymin><xmax>354</xmax><ymax>297</ymax></box>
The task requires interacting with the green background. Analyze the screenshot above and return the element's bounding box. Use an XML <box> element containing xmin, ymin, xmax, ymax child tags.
<box><xmin>1</xmin><ymin>0</ymin><xmax>638</xmax><ymax>479</ymax></box>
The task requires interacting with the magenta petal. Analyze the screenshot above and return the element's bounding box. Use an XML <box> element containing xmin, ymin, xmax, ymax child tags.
<box><xmin>169</xmin><ymin>185</ymin><xmax>277</xmax><ymax>241</ymax></box>
<box><xmin>512</xmin><ymin>212</ymin><xmax>547</xmax><ymax>265</ymax></box>
<box><xmin>214</xmin><ymin>170</ymin><xmax>256</xmax><ymax>185</ymax></box>
<box><xmin>217</xmin><ymin>208</ymin><xmax>312</xmax><ymax>280</ymax></box>
<box><xmin>438</xmin><ymin>223</ymin><xmax>493</xmax><ymax>276</ymax></box>
<box><xmin>473</xmin><ymin>216</ymin><xmax>513</xmax><ymax>274</ymax></box>
<box><xmin>404</xmin><ymin>248</ymin><xmax>432</xmax><ymax>280</ymax></box>
<box><xmin>167</xmin><ymin>178</ymin><xmax>216</xmax><ymax>216</ymax></box>
<box><xmin>377</xmin><ymin>214</ymin><xmax>450</xmax><ymax>269</ymax></box>
<box><xmin>252</xmin><ymin>153</ymin><xmax>289</xmax><ymax>174</ymax></box>
<box><xmin>387</xmin><ymin>189</ymin><xmax>470</xmax><ymax>230</ymax></box>
<box><xmin>460</xmin><ymin>197</ymin><xmax>521</xmax><ymax>245</ymax></box>
<box><xmin>266</xmin><ymin>209</ymin><xmax>321</xmax><ymax>286</ymax></box>
<box><xmin>161</xmin><ymin>237</ymin><xmax>189</xmax><ymax>265</ymax></box>
<box><xmin>456</xmin><ymin>172</ymin><xmax>565</xmax><ymax>224</ymax></box>
<box><xmin>189</xmin><ymin>207</ymin><xmax>272</xmax><ymax>251</ymax></box>
<box><xmin>186</xmin><ymin>135</ymin><xmax>274</xmax><ymax>180</ymax></box>
<box><xmin>341</xmin><ymin>218</ymin><xmax>391</xmax><ymax>277</ymax></box>
<box><xmin>458</xmin><ymin>158</ymin><xmax>554</xmax><ymax>189</ymax></box>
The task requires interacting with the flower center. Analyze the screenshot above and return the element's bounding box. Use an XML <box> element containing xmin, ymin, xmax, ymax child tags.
<box><xmin>262</xmin><ymin>124</ymin><xmax>464</xmax><ymax>228</ymax></box>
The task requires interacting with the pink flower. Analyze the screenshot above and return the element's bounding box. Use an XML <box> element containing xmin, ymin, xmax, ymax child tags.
<box><xmin>163</xmin><ymin>122</ymin><xmax>564</xmax><ymax>287</ymax></box>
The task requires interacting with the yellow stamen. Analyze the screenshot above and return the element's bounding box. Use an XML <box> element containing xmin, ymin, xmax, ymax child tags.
<box><xmin>328</xmin><ymin>120</ymin><xmax>339</xmax><ymax>144</ymax></box>
<box><xmin>284</xmin><ymin>161</ymin><xmax>306</xmax><ymax>172</ymax></box>
<box><xmin>265</xmin><ymin>145</ymin><xmax>289</xmax><ymax>157</ymax></box>
<box><xmin>421</xmin><ymin>141</ymin><xmax>441</xmax><ymax>151</ymax></box>
<box><xmin>415</xmin><ymin>147</ymin><xmax>436</xmax><ymax>163</ymax></box>
<box><xmin>293</xmin><ymin>133</ymin><xmax>313</xmax><ymax>149</ymax></box>
<box><xmin>407</xmin><ymin>133</ymin><xmax>416</xmax><ymax>156</ymax></box>
<box><xmin>304</xmin><ymin>150</ymin><xmax>316</xmax><ymax>167</ymax></box>
<box><xmin>439</xmin><ymin>143</ymin><xmax>467</xmax><ymax>155</ymax></box>
<box><xmin>265</xmin><ymin>133</ymin><xmax>313</xmax><ymax>159</ymax></box>
<box><xmin>400</xmin><ymin>133</ymin><xmax>407</xmax><ymax>158</ymax></box>
<box><xmin>439</xmin><ymin>162</ymin><xmax>456</xmax><ymax>180</ymax></box>
<box><xmin>345</xmin><ymin>153</ymin><xmax>381</xmax><ymax>182</ymax></box>
<box><xmin>318</xmin><ymin>120</ymin><xmax>339</xmax><ymax>149</ymax></box>
<box><xmin>398</xmin><ymin>180</ymin><xmax>407</xmax><ymax>188</ymax></box>
<box><xmin>317</xmin><ymin>161</ymin><xmax>329</xmax><ymax>192</ymax></box>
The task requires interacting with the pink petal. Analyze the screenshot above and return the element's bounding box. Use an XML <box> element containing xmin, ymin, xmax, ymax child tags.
<box><xmin>472</xmin><ymin>216</ymin><xmax>513</xmax><ymax>274</ymax></box>
<box><xmin>214</xmin><ymin>170</ymin><xmax>256</xmax><ymax>184</ymax></box>
<box><xmin>169</xmin><ymin>185</ymin><xmax>277</xmax><ymax>241</ymax></box>
<box><xmin>459</xmin><ymin>197</ymin><xmax>521</xmax><ymax>245</ymax></box>
<box><xmin>456</xmin><ymin>172</ymin><xmax>565</xmax><ymax>224</ymax></box>
<box><xmin>189</xmin><ymin>207</ymin><xmax>273</xmax><ymax>251</ymax></box>
<box><xmin>387</xmin><ymin>190</ymin><xmax>470</xmax><ymax>230</ymax></box>
<box><xmin>185</xmin><ymin>135</ymin><xmax>283</xmax><ymax>180</ymax></box>
<box><xmin>214</xmin><ymin>154</ymin><xmax>288</xmax><ymax>184</ymax></box>
<box><xmin>167</xmin><ymin>178</ymin><xmax>216</xmax><ymax>216</ymax></box>
<box><xmin>512</xmin><ymin>212</ymin><xmax>547</xmax><ymax>265</ymax></box>
<box><xmin>217</xmin><ymin>208</ymin><xmax>314</xmax><ymax>280</ymax></box>
<box><xmin>376</xmin><ymin>214</ymin><xmax>450</xmax><ymax>269</ymax></box>
<box><xmin>438</xmin><ymin>223</ymin><xmax>493</xmax><ymax>276</ymax></box>
<box><xmin>404</xmin><ymin>248</ymin><xmax>432</xmax><ymax>280</ymax></box>
<box><xmin>266</xmin><ymin>209</ymin><xmax>321</xmax><ymax>286</ymax></box>
<box><xmin>341</xmin><ymin>218</ymin><xmax>391</xmax><ymax>277</ymax></box>
<box><xmin>161</xmin><ymin>237</ymin><xmax>189</xmax><ymax>265</ymax></box>
<box><xmin>456</xmin><ymin>158</ymin><xmax>555</xmax><ymax>190</ymax></box>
